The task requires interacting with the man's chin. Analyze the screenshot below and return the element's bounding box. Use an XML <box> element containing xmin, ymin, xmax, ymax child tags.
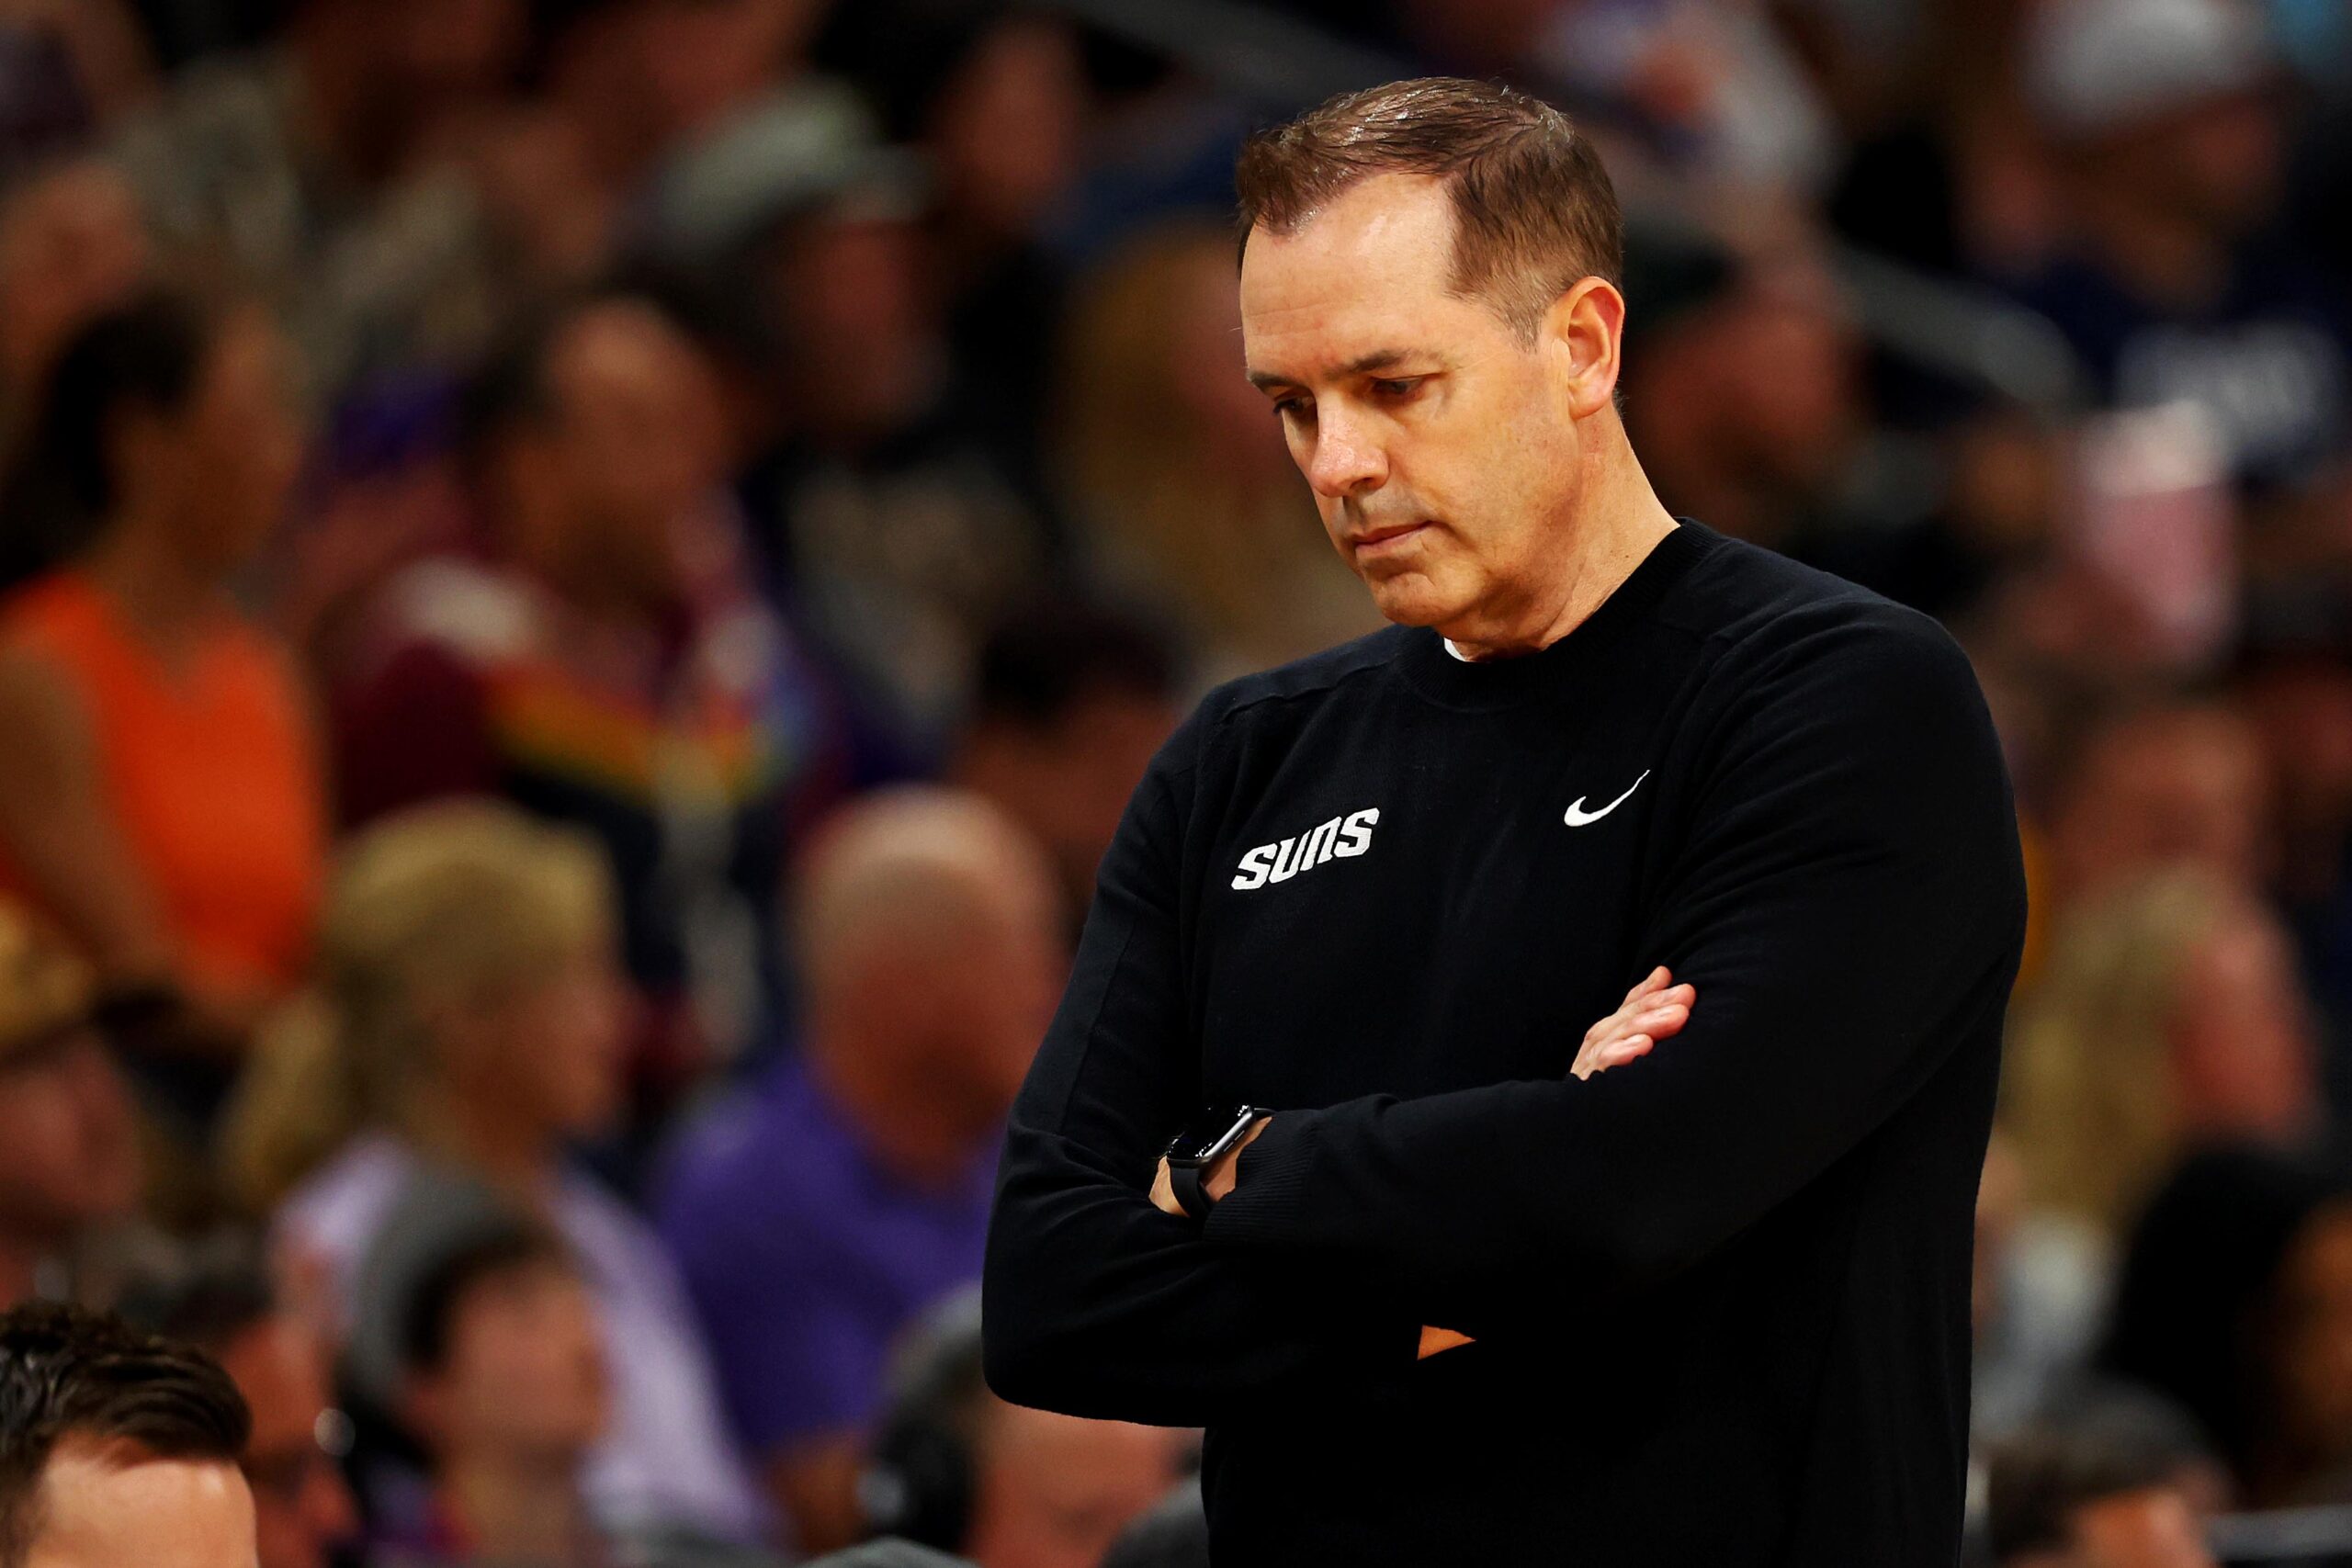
<box><xmin>1363</xmin><ymin>572</ymin><xmax>1464</xmax><ymax>630</ymax></box>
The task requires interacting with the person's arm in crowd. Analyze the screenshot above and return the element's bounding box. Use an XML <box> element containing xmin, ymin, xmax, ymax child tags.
<box><xmin>1196</xmin><ymin>614</ymin><xmax>2028</xmax><ymax>1335</ymax></box>
<box><xmin>983</xmin><ymin>708</ymin><xmax>1414</xmax><ymax>1428</ymax></box>
<box><xmin>0</xmin><ymin>647</ymin><xmax>174</xmax><ymax>978</ymax></box>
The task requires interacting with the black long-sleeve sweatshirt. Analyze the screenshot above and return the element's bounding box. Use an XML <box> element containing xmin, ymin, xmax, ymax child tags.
<box><xmin>983</xmin><ymin>517</ymin><xmax>2029</xmax><ymax>1566</ymax></box>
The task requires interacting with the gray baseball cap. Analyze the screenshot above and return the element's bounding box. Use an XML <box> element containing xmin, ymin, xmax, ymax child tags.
<box><xmin>2029</xmin><ymin>0</ymin><xmax>2278</xmax><ymax>139</ymax></box>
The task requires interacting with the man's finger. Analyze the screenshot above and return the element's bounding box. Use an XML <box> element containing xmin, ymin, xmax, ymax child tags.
<box><xmin>1577</xmin><ymin>1034</ymin><xmax>1652</xmax><ymax>1078</ymax></box>
<box><xmin>1621</xmin><ymin>965</ymin><xmax>1671</xmax><ymax>1006</ymax></box>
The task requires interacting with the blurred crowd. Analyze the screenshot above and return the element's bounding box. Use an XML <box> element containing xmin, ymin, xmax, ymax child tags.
<box><xmin>0</xmin><ymin>0</ymin><xmax>2345</xmax><ymax>1563</ymax></box>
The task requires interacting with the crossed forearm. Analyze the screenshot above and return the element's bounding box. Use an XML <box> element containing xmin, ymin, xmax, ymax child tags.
<box><xmin>1148</xmin><ymin>966</ymin><xmax>1699</xmax><ymax>1358</ymax></box>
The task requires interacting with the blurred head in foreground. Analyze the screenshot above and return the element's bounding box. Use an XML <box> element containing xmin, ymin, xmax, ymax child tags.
<box><xmin>0</xmin><ymin>1301</ymin><xmax>253</xmax><ymax>1568</ymax></box>
<box><xmin>114</xmin><ymin>1235</ymin><xmax>358</xmax><ymax>1568</ymax></box>
<box><xmin>1985</xmin><ymin>1398</ymin><xmax>2220</xmax><ymax>1568</ymax></box>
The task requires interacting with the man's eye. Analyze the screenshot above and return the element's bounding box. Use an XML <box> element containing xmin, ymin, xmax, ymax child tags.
<box><xmin>1273</xmin><ymin>397</ymin><xmax>1311</xmax><ymax>421</ymax></box>
<box><xmin>1371</xmin><ymin>378</ymin><xmax>1423</xmax><ymax>400</ymax></box>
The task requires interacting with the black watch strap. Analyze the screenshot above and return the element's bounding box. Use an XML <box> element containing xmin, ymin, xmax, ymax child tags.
<box><xmin>1170</xmin><ymin>1159</ymin><xmax>1212</xmax><ymax>1219</ymax></box>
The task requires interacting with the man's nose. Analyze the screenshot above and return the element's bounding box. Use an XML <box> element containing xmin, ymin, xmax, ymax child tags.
<box><xmin>1306</xmin><ymin>408</ymin><xmax>1387</xmax><ymax>499</ymax></box>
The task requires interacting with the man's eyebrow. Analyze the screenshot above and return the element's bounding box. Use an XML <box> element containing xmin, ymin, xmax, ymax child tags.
<box><xmin>1246</xmin><ymin>348</ymin><xmax>1413</xmax><ymax>391</ymax></box>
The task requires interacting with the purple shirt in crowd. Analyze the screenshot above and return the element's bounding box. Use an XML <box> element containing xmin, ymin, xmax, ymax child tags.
<box><xmin>657</xmin><ymin>1054</ymin><xmax>998</xmax><ymax>1455</ymax></box>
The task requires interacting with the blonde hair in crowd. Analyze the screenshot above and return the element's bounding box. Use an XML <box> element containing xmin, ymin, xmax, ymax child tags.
<box><xmin>1999</xmin><ymin>866</ymin><xmax>2239</xmax><ymax>1237</ymax></box>
<box><xmin>1056</xmin><ymin>220</ymin><xmax>1377</xmax><ymax>670</ymax></box>
<box><xmin>221</xmin><ymin>799</ymin><xmax>616</xmax><ymax>1213</ymax></box>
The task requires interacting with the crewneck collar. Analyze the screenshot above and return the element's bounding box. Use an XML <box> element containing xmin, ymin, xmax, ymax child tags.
<box><xmin>1397</xmin><ymin>518</ymin><xmax>1718</xmax><ymax>712</ymax></box>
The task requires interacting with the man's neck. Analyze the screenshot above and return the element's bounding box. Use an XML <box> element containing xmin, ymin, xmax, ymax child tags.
<box><xmin>1441</xmin><ymin>451</ymin><xmax>1680</xmax><ymax>662</ymax></box>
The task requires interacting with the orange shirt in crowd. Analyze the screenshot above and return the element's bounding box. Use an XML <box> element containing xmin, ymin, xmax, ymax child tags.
<box><xmin>0</xmin><ymin>570</ymin><xmax>325</xmax><ymax>1005</ymax></box>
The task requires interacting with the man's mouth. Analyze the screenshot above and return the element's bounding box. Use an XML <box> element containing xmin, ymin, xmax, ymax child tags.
<box><xmin>1349</xmin><ymin>520</ymin><xmax>1430</xmax><ymax>556</ymax></box>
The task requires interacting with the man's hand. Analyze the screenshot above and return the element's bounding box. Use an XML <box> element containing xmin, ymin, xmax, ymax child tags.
<box><xmin>1570</xmin><ymin>965</ymin><xmax>1695</xmax><ymax>1080</ymax></box>
<box><xmin>1151</xmin><ymin>1117</ymin><xmax>1271</xmax><ymax>1216</ymax></box>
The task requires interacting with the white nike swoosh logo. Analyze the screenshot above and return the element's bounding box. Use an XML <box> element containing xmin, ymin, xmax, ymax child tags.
<box><xmin>1564</xmin><ymin>770</ymin><xmax>1650</xmax><ymax>828</ymax></box>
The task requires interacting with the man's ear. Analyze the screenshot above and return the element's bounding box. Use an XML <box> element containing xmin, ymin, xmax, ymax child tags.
<box><xmin>1542</xmin><ymin>276</ymin><xmax>1624</xmax><ymax>421</ymax></box>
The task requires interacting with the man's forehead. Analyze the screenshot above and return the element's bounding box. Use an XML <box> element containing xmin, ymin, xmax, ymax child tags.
<box><xmin>1239</xmin><ymin>174</ymin><xmax>1469</xmax><ymax>380</ymax></box>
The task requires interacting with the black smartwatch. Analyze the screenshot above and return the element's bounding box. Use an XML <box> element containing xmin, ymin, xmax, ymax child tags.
<box><xmin>1162</xmin><ymin>1104</ymin><xmax>1269</xmax><ymax>1219</ymax></box>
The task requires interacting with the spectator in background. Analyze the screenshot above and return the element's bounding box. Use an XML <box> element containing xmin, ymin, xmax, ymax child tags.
<box><xmin>949</xmin><ymin>599</ymin><xmax>1181</xmax><ymax>932</ymax></box>
<box><xmin>113</xmin><ymin>1234</ymin><xmax>361</xmax><ymax>1568</ymax></box>
<box><xmin>1984</xmin><ymin>1409</ymin><xmax>2220</xmax><ymax>1568</ymax></box>
<box><xmin>331</xmin><ymin>294</ymin><xmax>846</xmax><ymax>1087</ymax></box>
<box><xmin>2100</xmin><ymin>1145</ymin><xmax>2352</xmax><ymax>1507</ymax></box>
<box><xmin>1614</xmin><ymin>219</ymin><xmax>1872</xmax><ymax>557</ymax></box>
<box><xmin>724</xmin><ymin>156</ymin><xmax>1055</xmax><ymax>760</ymax></box>
<box><xmin>0</xmin><ymin>902</ymin><xmax>140</xmax><ymax>1305</ymax></box>
<box><xmin>659</xmin><ymin>789</ymin><xmax>1062</xmax><ymax>1555</ymax></box>
<box><xmin>109</xmin><ymin>0</ymin><xmax>528</xmax><ymax>399</ymax></box>
<box><xmin>369</xmin><ymin>1203</ymin><xmax>613</xmax><ymax>1566</ymax></box>
<box><xmin>2235</xmin><ymin>635</ymin><xmax>2352</xmax><ymax>1113</ymax></box>
<box><xmin>537</xmin><ymin>0</ymin><xmax>843</xmax><ymax>250</ymax></box>
<box><xmin>2015</xmin><ymin>0</ymin><xmax>2351</xmax><ymax>494</ymax></box>
<box><xmin>2004</xmin><ymin>867</ymin><xmax>2321</xmax><ymax>1244</ymax></box>
<box><xmin>2033</xmin><ymin>697</ymin><xmax>2270</xmax><ymax>934</ymax></box>
<box><xmin>0</xmin><ymin>153</ymin><xmax>149</xmax><ymax>438</ymax></box>
<box><xmin>350</xmin><ymin>1177</ymin><xmax>791</xmax><ymax>1567</ymax></box>
<box><xmin>0</xmin><ymin>1301</ymin><xmax>254</xmax><ymax>1568</ymax></box>
<box><xmin>0</xmin><ymin>289</ymin><xmax>323</xmax><ymax>1105</ymax></box>
<box><xmin>820</xmin><ymin>0</ymin><xmax>1092</xmax><ymax>492</ymax></box>
<box><xmin>1799</xmin><ymin>404</ymin><xmax>2062</xmax><ymax>626</ymax></box>
<box><xmin>1055</xmin><ymin>220</ymin><xmax>1380</xmax><ymax>679</ymax></box>
<box><xmin>860</xmin><ymin>1292</ymin><xmax>1188</xmax><ymax>1568</ymax></box>
<box><xmin>223</xmin><ymin>800</ymin><xmax>770</xmax><ymax>1547</ymax></box>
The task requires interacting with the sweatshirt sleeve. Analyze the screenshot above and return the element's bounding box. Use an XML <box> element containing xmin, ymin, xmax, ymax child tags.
<box><xmin>1199</xmin><ymin>609</ymin><xmax>2028</xmax><ymax>1327</ymax></box>
<box><xmin>982</xmin><ymin>705</ymin><xmax>1414</xmax><ymax>1426</ymax></box>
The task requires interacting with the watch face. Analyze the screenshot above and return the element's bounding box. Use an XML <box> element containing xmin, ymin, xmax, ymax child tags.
<box><xmin>1165</xmin><ymin>1104</ymin><xmax>1255</xmax><ymax>1164</ymax></box>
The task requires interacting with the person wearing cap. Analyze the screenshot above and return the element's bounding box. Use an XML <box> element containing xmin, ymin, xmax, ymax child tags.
<box><xmin>0</xmin><ymin>899</ymin><xmax>141</xmax><ymax>1305</ymax></box>
<box><xmin>2012</xmin><ymin>0</ymin><xmax>2350</xmax><ymax>491</ymax></box>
